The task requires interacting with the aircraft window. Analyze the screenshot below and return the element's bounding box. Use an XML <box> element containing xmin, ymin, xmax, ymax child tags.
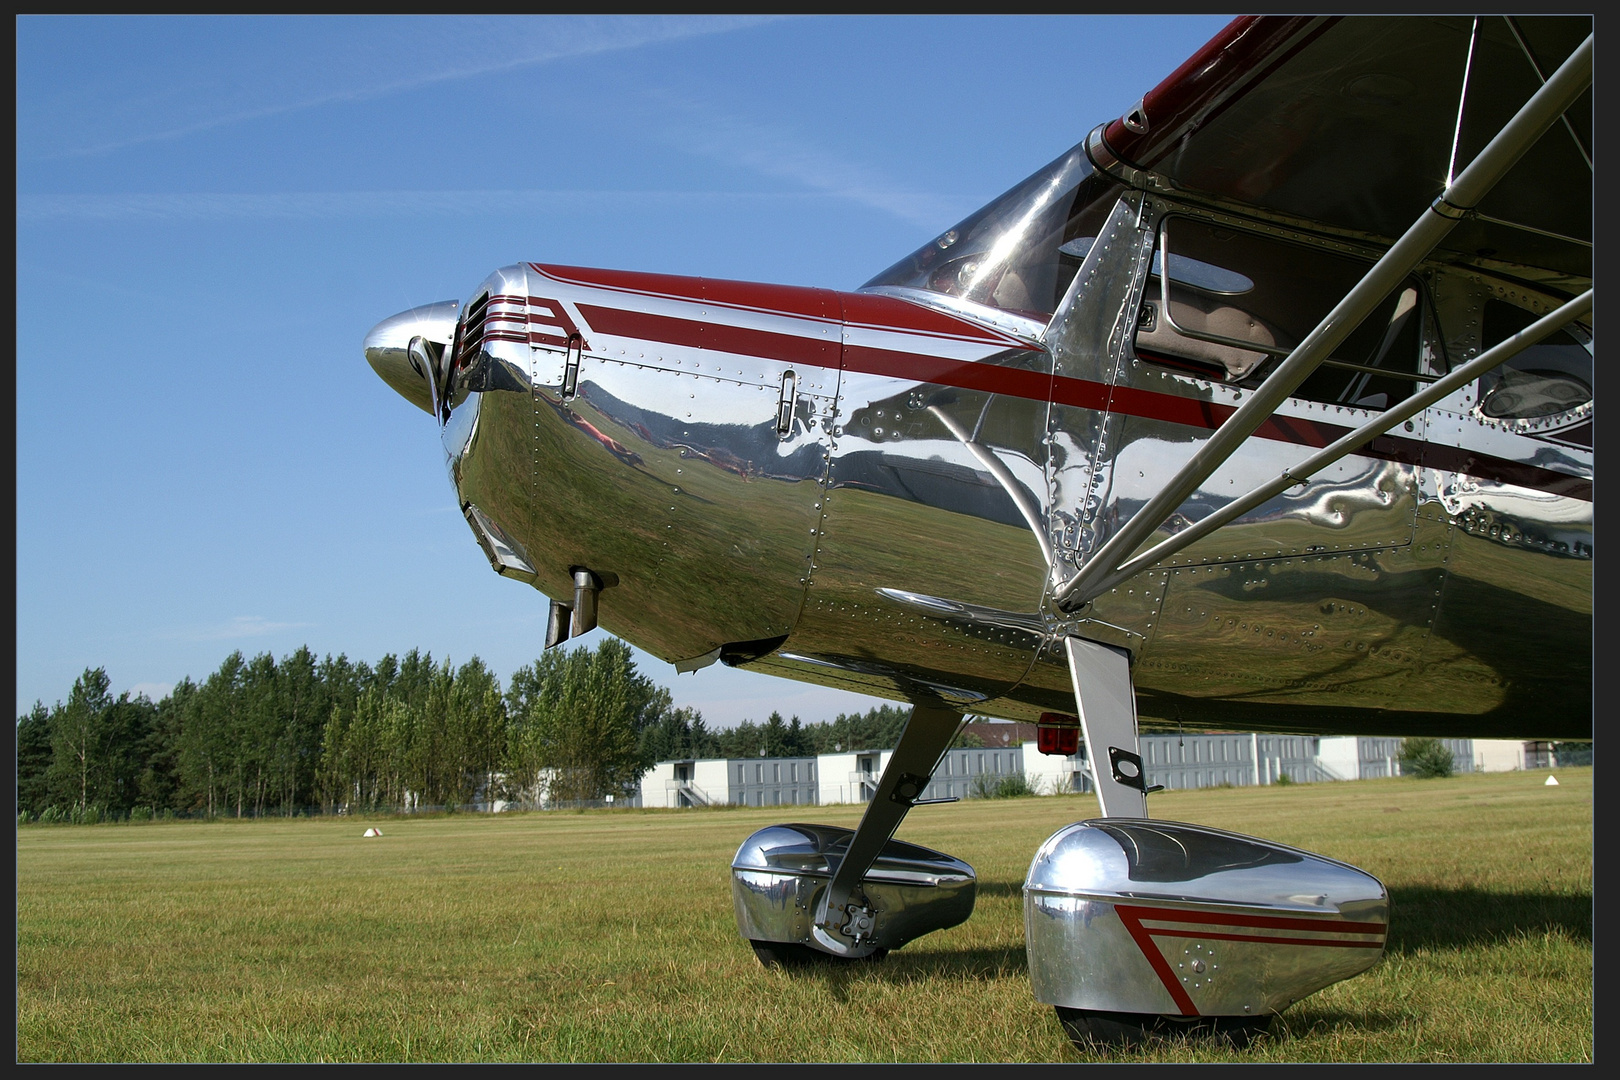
<box><xmin>863</xmin><ymin>140</ymin><xmax>1122</xmax><ymax>321</ymax></box>
<box><xmin>1061</xmin><ymin>237</ymin><xmax>1255</xmax><ymax>295</ymax></box>
<box><xmin>1476</xmin><ymin>300</ymin><xmax>1592</xmax><ymax>421</ymax></box>
<box><xmin>1134</xmin><ymin>216</ymin><xmax>1427</xmax><ymax>409</ymax></box>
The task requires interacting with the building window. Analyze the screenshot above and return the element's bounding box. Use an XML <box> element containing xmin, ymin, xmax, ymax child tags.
<box><xmin>790</xmin><ymin>763</ymin><xmax>798</xmax><ymax>783</ymax></box>
<box><xmin>773</xmin><ymin>763</ymin><xmax>781</xmax><ymax>783</ymax></box>
<box><xmin>737</xmin><ymin>764</ymin><xmax>745</xmax><ymax>785</ymax></box>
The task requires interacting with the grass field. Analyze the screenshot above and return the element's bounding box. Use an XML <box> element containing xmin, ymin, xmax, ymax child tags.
<box><xmin>17</xmin><ymin>767</ymin><xmax>1592</xmax><ymax>1062</ymax></box>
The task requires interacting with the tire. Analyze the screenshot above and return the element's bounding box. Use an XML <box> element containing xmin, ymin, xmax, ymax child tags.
<box><xmin>1055</xmin><ymin>1007</ymin><xmax>1270</xmax><ymax>1051</ymax></box>
<box><xmin>749</xmin><ymin>941</ymin><xmax>889</xmax><ymax>968</ymax></box>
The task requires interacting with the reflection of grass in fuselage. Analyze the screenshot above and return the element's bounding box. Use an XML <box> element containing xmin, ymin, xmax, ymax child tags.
<box><xmin>461</xmin><ymin>388</ymin><xmax>820</xmax><ymax>661</ymax></box>
<box><xmin>575</xmin><ymin>398</ymin><xmax>819</xmax><ymax>660</ymax></box>
<box><xmin>1424</xmin><ymin>529</ymin><xmax>1591</xmax><ymax>732</ymax></box>
<box><xmin>813</xmin><ymin>487</ymin><xmax>1047</xmax><ymax>613</ymax></box>
<box><xmin>1139</xmin><ymin>528</ymin><xmax>1443</xmax><ymax>714</ymax></box>
<box><xmin>1134</xmin><ymin>522</ymin><xmax>1591</xmax><ymax>732</ymax></box>
<box><xmin>786</xmin><ymin>486</ymin><xmax>1050</xmax><ymax>702</ymax></box>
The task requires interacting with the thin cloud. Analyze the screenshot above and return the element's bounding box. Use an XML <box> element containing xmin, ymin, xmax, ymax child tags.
<box><xmin>185</xmin><ymin>616</ymin><xmax>313</xmax><ymax>642</ymax></box>
<box><xmin>16</xmin><ymin>188</ymin><xmax>836</xmax><ymax>224</ymax></box>
<box><xmin>47</xmin><ymin>17</ymin><xmax>783</xmax><ymax>159</ymax></box>
<box><xmin>646</xmin><ymin>91</ymin><xmax>967</xmax><ymax>228</ymax></box>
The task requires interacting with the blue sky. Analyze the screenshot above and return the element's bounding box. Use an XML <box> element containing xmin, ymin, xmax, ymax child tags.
<box><xmin>16</xmin><ymin>14</ymin><xmax>1232</xmax><ymax>723</ymax></box>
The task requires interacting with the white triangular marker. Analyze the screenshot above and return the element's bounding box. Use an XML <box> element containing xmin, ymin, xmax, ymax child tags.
<box><xmin>364</xmin><ymin>827</ymin><xmax>382</xmax><ymax>836</ymax></box>
<box><xmin>1545</xmin><ymin>775</ymin><xmax>1559</xmax><ymax>786</ymax></box>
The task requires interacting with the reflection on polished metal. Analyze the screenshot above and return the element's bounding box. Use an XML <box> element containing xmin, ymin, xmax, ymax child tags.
<box><xmin>733</xmin><ymin>823</ymin><xmax>976</xmax><ymax>959</ymax></box>
<box><xmin>545</xmin><ymin>599</ymin><xmax>571</xmax><ymax>651</ymax></box>
<box><xmin>1024</xmin><ymin>820</ymin><xmax>1387</xmax><ymax>1017</ymax></box>
<box><xmin>363</xmin><ymin>200</ymin><xmax>1592</xmax><ymax>744</ymax></box>
<box><xmin>1092</xmin><ymin>289</ymin><xmax>1595</xmax><ymax>597</ymax></box>
<box><xmin>1054</xmin><ymin>33</ymin><xmax>1592</xmax><ymax>613</ymax></box>
<box><xmin>463</xmin><ymin>502</ymin><xmax>536</xmax><ymax>579</ymax></box>
<box><xmin>363</xmin><ymin>299</ymin><xmax>459</xmax><ymax>416</ymax></box>
<box><xmin>570</xmin><ymin>569</ymin><xmax>603</xmax><ymax>639</ymax></box>
<box><xmin>408</xmin><ymin>337</ymin><xmax>442</xmax><ymax>419</ymax></box>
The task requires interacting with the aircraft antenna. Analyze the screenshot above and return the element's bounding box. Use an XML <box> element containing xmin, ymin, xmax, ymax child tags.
<box><xmin>1447</xmin><ymin>17</ymin><xmax>1480</xmax><ymax>188</ymax></box>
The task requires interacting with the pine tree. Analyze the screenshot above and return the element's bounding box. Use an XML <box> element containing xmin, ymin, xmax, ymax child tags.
<box><xmin>16</xmin><ymin>702</ymin><xmax>54</xmax><ymax>815</ymax></box>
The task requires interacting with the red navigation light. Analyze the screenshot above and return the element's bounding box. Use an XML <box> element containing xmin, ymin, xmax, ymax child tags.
<box><xmin>1037</xmin><ymin>712</ymin><xmax>1080</xmax><ymax>756</ymax></box>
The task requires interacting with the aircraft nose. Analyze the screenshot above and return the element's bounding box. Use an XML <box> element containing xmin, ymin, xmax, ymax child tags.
<box><xmin>364</xmin><ymin>300</ymin><xmax>460</xmax><ymax>415</ymax></box>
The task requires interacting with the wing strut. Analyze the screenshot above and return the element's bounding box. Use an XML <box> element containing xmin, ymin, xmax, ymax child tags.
<box><xmin>1051</xmin><ymin>34</ymin><xmax>1592</xmax><ymax>615</ymax></box>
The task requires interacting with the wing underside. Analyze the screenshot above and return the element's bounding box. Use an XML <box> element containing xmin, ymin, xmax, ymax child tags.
<box><xmin>1098</xmin><ymin>16</ymin><xmax>1591</xmax><ymax>294</ymax></box>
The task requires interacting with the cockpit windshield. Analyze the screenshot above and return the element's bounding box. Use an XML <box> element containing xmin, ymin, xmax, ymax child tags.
<box><xmin>862</xmin><ymin>141</ymin><xmax>1118</xmax><ymax>322</ymax></box>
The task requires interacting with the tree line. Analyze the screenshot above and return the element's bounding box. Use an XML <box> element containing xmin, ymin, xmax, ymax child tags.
<box><xmin>16</xmin><ymin>640</ymin><xmax>961</xmax><ymax>823</ymax></box>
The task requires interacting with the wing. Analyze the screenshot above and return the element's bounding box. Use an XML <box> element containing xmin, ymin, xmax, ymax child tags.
<box><xmin>1092</xmin><ymin>16</ymin><xmax>1591</xmax><ymax>296</ymax></box>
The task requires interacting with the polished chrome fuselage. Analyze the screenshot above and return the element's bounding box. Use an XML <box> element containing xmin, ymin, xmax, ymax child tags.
<box><xmin>373</xmin><ymin>195</ymin><xmax>1590</xmax><ymax>741</ymax></box>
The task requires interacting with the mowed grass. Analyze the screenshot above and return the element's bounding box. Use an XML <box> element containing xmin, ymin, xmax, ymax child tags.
<box><xmin>18</xmin><ymin>767</ymin><xmax>1591</xmax><ymax>1062</ymax></box>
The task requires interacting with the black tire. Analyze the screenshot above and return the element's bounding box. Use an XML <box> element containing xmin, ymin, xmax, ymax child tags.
<box><xmin>1055</xmin><ymin>1007</ymin><xmax>1270</xmax><ymax>1051</ymax></box>
<box><xmin>749</xmin><ymin>941</ymin><xmax>889</xmax><ymax>968</ymax></box>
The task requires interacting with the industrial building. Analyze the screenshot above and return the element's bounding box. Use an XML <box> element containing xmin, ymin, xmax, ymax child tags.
<box><xmin>638</xmin><ymin>731</ymin><xmax>1480</xmax><ymax>809</ymax></box>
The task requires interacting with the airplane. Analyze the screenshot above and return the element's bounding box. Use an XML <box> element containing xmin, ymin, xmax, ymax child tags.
<box><xmin>364</xmin><ymin>16</ymin><xmax>1592</xmax><ymax>1050</ymax></box>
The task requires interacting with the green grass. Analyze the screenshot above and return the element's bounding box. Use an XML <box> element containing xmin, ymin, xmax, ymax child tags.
<box><xmin>17</xmin><ymin>767</ymin><xmax>1591</xmax><ymax>1062</ymax></box>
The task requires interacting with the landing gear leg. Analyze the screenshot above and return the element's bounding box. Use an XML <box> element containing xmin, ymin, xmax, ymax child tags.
<box><xmin>731</xmin><ymin>701</ymin><xmax>975</xmax><ymax>967</ymax></box>
<box><xmin>1065</xmin><ymin>636</ymin><xmax>1150</xmax><ymax>819</ymax></box>
<box><xmin>811</xmin><ymin>702</ymin><xmax>961</xmax><ymax>956</ymax></box>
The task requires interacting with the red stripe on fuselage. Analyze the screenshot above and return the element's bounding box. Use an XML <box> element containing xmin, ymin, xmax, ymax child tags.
<box><xmin>839</xmin><ymin>290</ymin><xmax>1033</xmax><ymax>349</ymax></box>
<box><xmin>535</xmin><ymin>263</ymin><xmax>1026</xmax><ymax>349</ymax></box>
<box><xmin>537</xmin><ymin>264</ymin><xmax>836</xmax><ymax>322</ymax></box>
<box><xmin>842</xmin><ymin>344</ymin><xmax>1056</xmax><ymax>402</ymax></box>
<box><xmin>577</xmin><ymin>304</ymin><xmax>837</xmax><ymax>368</ymax></box>
<box><xmin>551</xmin><ymin>280</ymin><xmax>1589</xmax><ymax>502</ymax></box>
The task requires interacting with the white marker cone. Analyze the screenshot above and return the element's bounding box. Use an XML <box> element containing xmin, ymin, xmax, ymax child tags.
<box><xmin>364</xmin><ymin>827</ymin><xmax>383</xmax><ymax>836</ymax></box>
<box><xmin>1545</xmin><ymin>775</ymin><xmax>1559</xmax><ymax>786</ymax></box>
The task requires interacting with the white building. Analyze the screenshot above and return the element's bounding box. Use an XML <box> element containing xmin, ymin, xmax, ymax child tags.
<box><xmin>640</xmin><ymin>756</ymin><xmax>819</xmax><ymax>809</ymax></box>
<box><xmin>637</xmin><ymin>732</ymin><xmax>1478</xmax><ymax>809</ymax></box>
<box><xmin>1316</xmin><ymin>736</ymin><xmax>1475</xmax><ymax>779</ymax></box>
<box><xmin>1472</xmin><ymin>739</ymin><xmax>1559</xmax><ymax>772</ymax></box>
